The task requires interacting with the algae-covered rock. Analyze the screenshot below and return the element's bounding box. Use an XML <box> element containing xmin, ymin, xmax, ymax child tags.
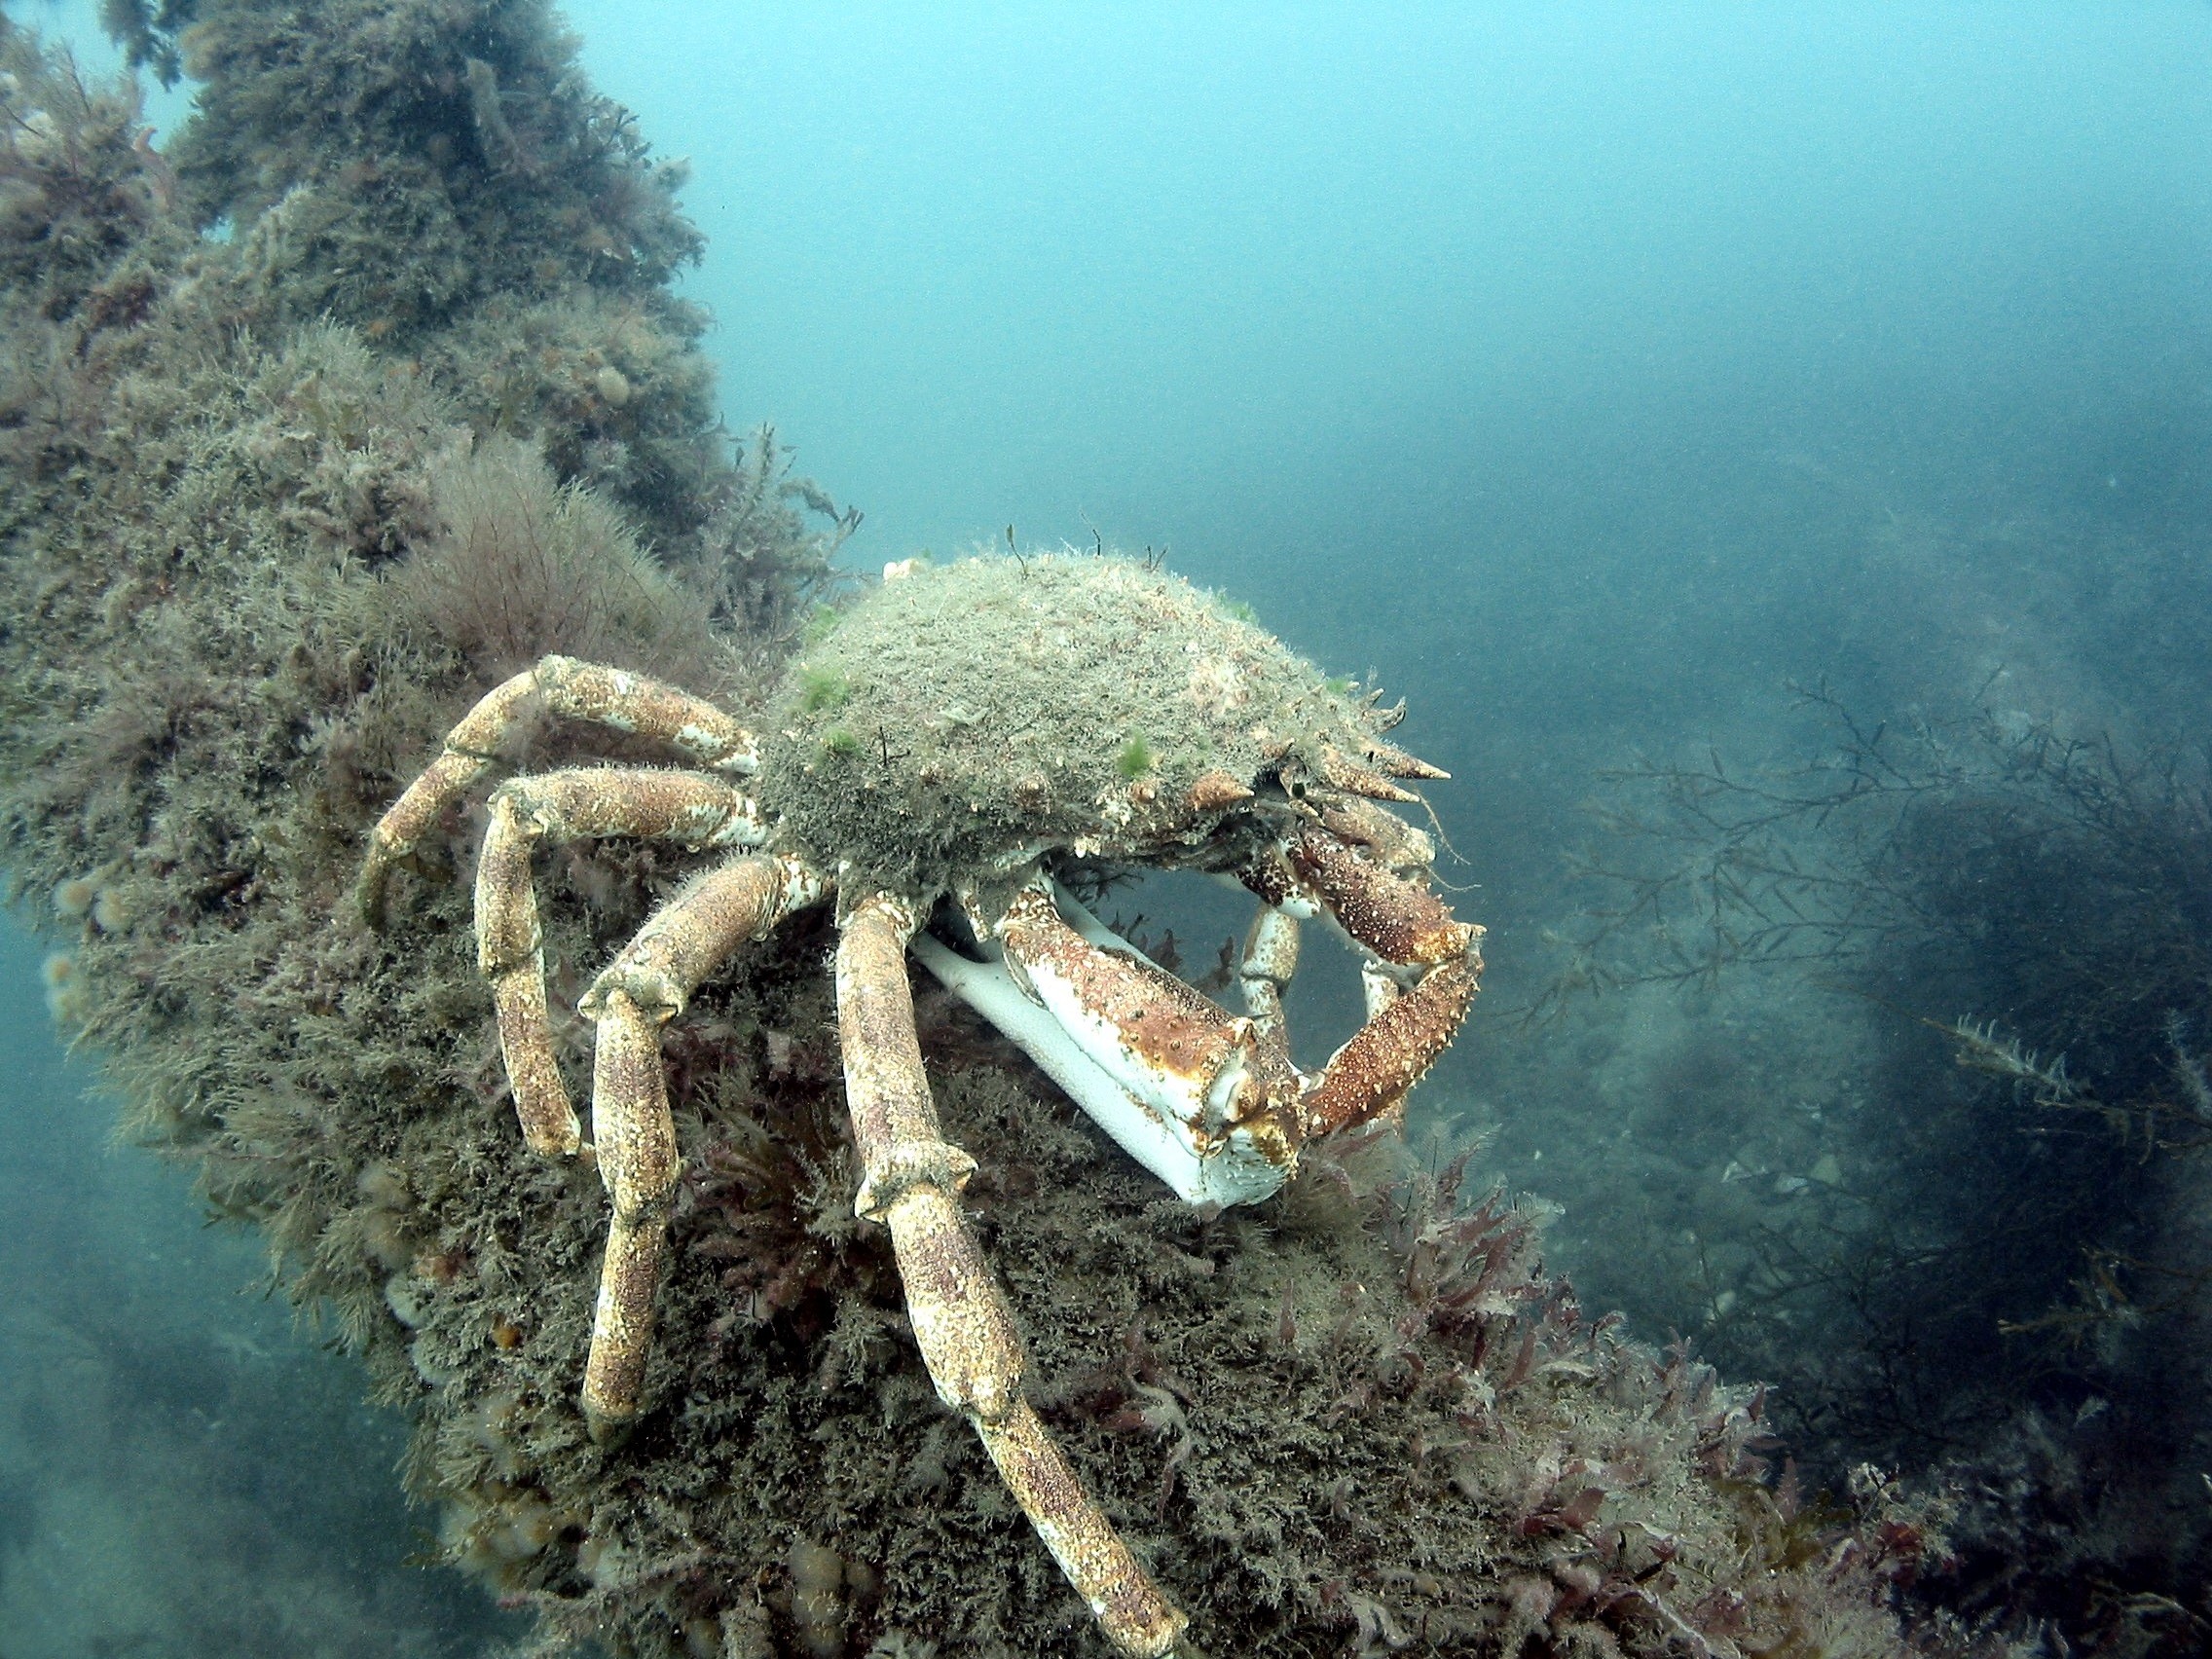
<box><xmin>0</xmin><ymin>8</ymin><xmax>1966</xmax><ymax>1655</ymax></box>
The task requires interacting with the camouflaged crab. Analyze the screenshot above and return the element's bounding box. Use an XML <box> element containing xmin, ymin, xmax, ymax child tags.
<box><xmin>356</xmin><ymin>554</ymin><xmax>1482</xmax><ymax>1656</ymax></box>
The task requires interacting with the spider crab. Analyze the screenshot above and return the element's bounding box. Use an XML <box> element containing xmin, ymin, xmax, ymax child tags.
<box><xmin>357</xmin><ymin>554</ymin><xmax>1481</xmax><ymax>1656</ymax></box>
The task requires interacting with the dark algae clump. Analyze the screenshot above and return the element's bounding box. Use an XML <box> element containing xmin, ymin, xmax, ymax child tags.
<box><xmin>1549</xmin><ymin>694</ymin><xmax>2212</xmax><ymax>1656</ymax></box>
<box><xmin>1</xmin><ymin>6</ymin><xmax>1964</xmax><ymax>1654</ymax></box>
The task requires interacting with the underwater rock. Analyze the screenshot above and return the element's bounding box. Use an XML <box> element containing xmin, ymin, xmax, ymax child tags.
<box><xmin>0</xmin><ymin>7</ymin><xmax>1965</xmax><ymax>1654</ymax></box>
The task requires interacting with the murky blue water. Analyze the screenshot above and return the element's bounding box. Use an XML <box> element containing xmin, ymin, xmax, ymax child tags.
<box><xmin>7</xmin><ymin>1</ymin><xmax>2210</xmax><ymax>1648</ymax></box>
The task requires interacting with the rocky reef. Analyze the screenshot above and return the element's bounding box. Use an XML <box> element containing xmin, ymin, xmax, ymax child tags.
<box><xmin>1</xmin><ymin>5</ymin><xmax>1970</xmax><ymax>1652</ymax></box>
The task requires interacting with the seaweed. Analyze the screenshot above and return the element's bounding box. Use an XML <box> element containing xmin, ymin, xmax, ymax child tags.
<box><xmin>395</xmin><ymin>430</ymin><xmax>720</xmax><ymax>682</ymax></box>
<box><xmin>0</xmin><ymin>26</ymin><xmax>170</xmax><ymax>320</ymax></box>
<box><xmin>1549</xmin><ymin>684</ymin><xmax>2212</xmax><ymax>1650</ymax></box>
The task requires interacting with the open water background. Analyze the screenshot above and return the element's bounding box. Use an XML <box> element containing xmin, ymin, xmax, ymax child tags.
<box><xmin>4</xmin><ymin>2</ymin><xmax>2208</xmax><ymax>1650</ymax></box>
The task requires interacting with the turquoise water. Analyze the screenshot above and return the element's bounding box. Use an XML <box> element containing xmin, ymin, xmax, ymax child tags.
<box><xmin>7</xmin><ymin>1</ymin><xmax>2211</xmax><ymax>1649</ymax></box>
<box><xmin>0</xmin><ymin>925</ymin><xmax>521</xmax><ymax>1649</ymax></box>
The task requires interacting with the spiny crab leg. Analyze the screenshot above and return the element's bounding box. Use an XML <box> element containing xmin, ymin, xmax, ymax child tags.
<box><xmin>1240</xmin><ymin>824</ymin><xmax>1482</xmax><ymax>1140</ymax></box>
<box><xmin>1265</xmin><ymin>787</ymin><xmax>1433</xmax><ymax>1035</ymax></box>
<box><xmin>989</xmin><ymin>881</ymin><xmax>1305</xmax><ymax>1208</ymax></box>
<box><xmin>575</xmin><ymin>849</ymin><xmax>825</xmax><ymax>1436</ymax></box>
<box><xmin>924</xmin><ymin>820</ymin><xmax>1479</xmax><ymax>1211</ymax></box>
<box><xmin>356</xmin><ymin>655</ymin><xmax>758</xmax><ymax>927</ymax></box>
<box><xmin>1237</xmin><ymin>904</ymin><xmax>1301</xmax><ymax>1053</ymax></box>
<box><xmin>919</xmin><ymin>836</ymin><xmax>1479</xmax><ymax>1208</ymax></box>
<box><xmin>472</xmin><ymin>767</ymin><xmax>770</xmax><ymax>1157</ymax></box>
<box><xmin>907</xmin><ymin>930</ymin><xmax>1217</xmax><ymax>1205</ymax></box>
<box><xmin>463</xmin><ymin>759</ymin><xmax>811</xmax><ymax>1435</ymax></box>
<box><xmin>836</xmin><ymin>894</ymin><xmax>1187</xmax><ymax>1659</ymax></box>
<box><xmin>1239</xmin><ymin>902</ymin><xmax>1401</xmax><ymax>1059</ymax></box>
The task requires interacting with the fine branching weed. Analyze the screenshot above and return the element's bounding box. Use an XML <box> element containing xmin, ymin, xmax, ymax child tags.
<box><xmin>1115</xmin><ymin>734</ymin><xmax>1156</xmax><ymax>781</ymax></box>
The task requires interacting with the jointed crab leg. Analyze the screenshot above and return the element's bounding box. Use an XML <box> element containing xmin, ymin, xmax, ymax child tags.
<box><xmin>472</xmin><ymin>766</ymin><xmax>769</xmax><ymax>1157</ymax></box>
<box><xmin>1237</xmin><ymin>905</ymin><xmax>1301</xmax><ymax>1052</ymax></box>
<box><xmin>1302</xmin><ymin>956</ymin><xmax>1477</xmax><ymax>1137</ymax></box>
<box><xmin>836</xmin><ymin>893</ymin><xmax>1187</xmax><ymax>1659</ymax></box>
<box><xmin>1295</xmin><ymin>799</ymin><xmax>1442</xmax><ymax>1054</ymax></box>
<box><xmin>984</xmin><ymin>824</ymin><xmax>1477</xmax><ymax>1190</ymax></box>
<box><xmin>1241</xmin><ymin>825</ymin><xmax>1481</xmax><ymax>1139</ymax></box>
<box><xmin>927</xmin><ymin>840</ymin><xmax>1478</xmax><ymax>1207</ymax></box>
<box><xmin>576</xmin><ymin>981</ymin><xmax>675</xmax><ymax>1438</ymax></box>
<box><xmin>993</xmin><ymin>883</ymin><xmax>1303</xmax><ymax>1204</ymax></box>
<box><xmin>574</xmin><ymin>851</ymin><xmax>825</xmax><ymax>1435</ymax></box>
<box><xmin>1233</xmin><ymin>903</ymin><xmax>1421</xmax><ymax>1103</ymax></box>
<box><xmin>908</xmin><ymin>929</ymin><xmax>1227</xmax><ymax>1204</ymax></box>
<box><xmin>462</xmin><ymin>758</ymin><xmax>805</xmax><ymax>1435</ymax></box>
<box><xmin>356</xmin><ymin>655</ymin><xmax>757</xmax><ymax>925</ymax></box>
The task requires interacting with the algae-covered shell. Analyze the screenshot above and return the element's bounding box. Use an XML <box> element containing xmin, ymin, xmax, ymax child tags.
<box><xmin>757</xmin><ymin>554</ymin><xmax>1377</xmax><ymax>897</ymax></box>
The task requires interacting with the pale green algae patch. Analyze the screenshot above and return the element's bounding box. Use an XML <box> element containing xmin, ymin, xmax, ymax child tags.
<box><xmin>763</xmin><ymin>553</ymin><xmax>1374</xmax><ymax>897</ymax></box>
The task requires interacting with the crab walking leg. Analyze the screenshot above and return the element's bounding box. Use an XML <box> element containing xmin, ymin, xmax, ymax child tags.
<box><xmin>1238</xmin><ymin>905</ymin><xmax>1301</xmax><ymax>1053</ymax></box>
<box><xmin>471</xmin><ymin>767</ymin><xmax>769</xmax><ymax>1157</ymax></box>
<box><xmin>1242</xmin><ymin>825</ymin><xmax>1483</xmax><ymax>1140</ymax></box>
<box><xmin>576</xmin><ymin>984</ymin><xmax>672</xmax><ymax>1441</ymax></box>
<box><xmin>835</xmin><ymin>895</ymin><xmax>1187</xmax><ymax>1659</ymax></box>
<box><xmin>357</xmin><ymin>655</ymin><xmax>757</xmax><ymax>925</ymax></box>
<box><xmin>571</xmin><ymin>852</ymin><xmax>826</xmax><ymax>1436</ymax></box>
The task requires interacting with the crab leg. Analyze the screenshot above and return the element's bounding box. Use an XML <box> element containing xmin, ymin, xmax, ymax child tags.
<box><xmin>1241</xmin><ymin>825</ymin><xmax>1481</xmax><ymax>1140</ymax></box>
<box><xmin>910</xmin><ymin>932</ymin><xmax>1230</xmax><ymax>1207</ymax></box>
<box><xmin>989</xmin><ymin>883</ymin><xmax>1305</xmax><ymax>1207</ymax></box>
<box><xmin>572</xmin><ymin>850</ymin><xmax>826</xmax><ymax>1435</ymax></box>
<box><xmin>465</xmin><ymin>761</ymin><xmax>815</xmax><ymax>1432</ymax></box>
<box><xmin>357</xmin><ymin>655</ymin><xmax>757</xmax><ymax>925</ymax></box>
<box><xmin>1237</xmin><ymin>904</ymin><xmax>1301</xmax><ymax>1052</ymax></box>
<box><xmin>835</xmin><ymin>894</ymin><xmax>1186</xmax><ymax>1659</ymax></box>
<box><xmin>471</xmin><ymin>767</ymin><xmax>769</xmax><ymax>1157</ymax></box>
<box><xmin>1231</xmin><ymin>903</ymin><xmax>1411</xmax><ymax>1109</ymax></box>
<box><xmin>1297</xmin><ymin>794</ymin><xmax>1445</xmax><ymax>1021</ymax></box>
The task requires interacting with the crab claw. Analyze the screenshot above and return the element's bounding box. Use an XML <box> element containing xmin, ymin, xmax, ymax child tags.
<box><xmin>1240</xmin><ymin>825</ymin><xmax>1481</xmax><ymax>1140</ymax></box>
<box><xmin>913</xmin><ymin>883</ymin><xmax>1306</xmax><ymax>1207</ymax></box>
<box><xmin>915</xmin><ymin>827</ymin><xmax>1481</xmax><ymax>1209</ymax></box>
